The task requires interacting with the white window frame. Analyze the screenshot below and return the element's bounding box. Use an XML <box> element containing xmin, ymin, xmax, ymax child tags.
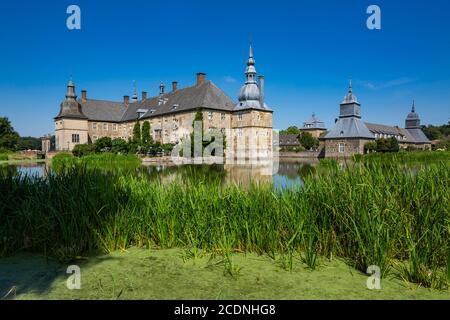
<box><xmin>338</xmin><ymin>143</ymin><xmax>345</xmax><ymax>153</ymax></box>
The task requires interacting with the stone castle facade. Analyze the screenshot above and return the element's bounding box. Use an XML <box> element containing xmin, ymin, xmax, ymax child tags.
<box><xmin>321</xmin><ymin>82</ymin><xmax>431</xmax><ymax>158</ymax></box>
<box><xmin>54</xmin><ymin>47</ymin><xmax>273</xmax><ymax>160</ymax></box>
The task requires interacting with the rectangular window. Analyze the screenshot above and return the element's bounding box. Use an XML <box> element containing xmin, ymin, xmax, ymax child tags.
<box><xmin>113</xmin><ymin>124</ymin><xmax>118</xmax><ymax>131</ymax></box>
<box><xmin>221</xmin><ymin>113</ymin><xmax>225</xmax><ymax>121</ymax></box>
<box><xmin>208</xmin><ymin>112</ymin><xmax>213</xmax><ymax>120</ymax></box>
<box><xmin>103</xmin><ymin>123</ymin><xmax>108</xmax><ymax>131</ymax></box>
<box><xmin>72</xmin><ymin>134</ymin><xmax>80</xmax><ymax>143</ymax></box>
<box><xmin>338</xmin><ymin>143</ymin><xmax>345</xmax><ymax>153</ymax></box>
<box><xmin>92</xmin><ymin>123</ymin><xmax>97</xmax><ymax>130</ymax></box>
<box><xmin>93</xmin><ymin>135</ymin><xmax>98</xmax><ymax>142</ymax></box>
<box><xmin>238</xmin><ymin>128</ymin><xmax>243</xmax><ymax>137</ymax></box>
<box><xmin>238</xmin><ymin>113</ymin><xmax>243</xmax><ymax>121</ymax></box>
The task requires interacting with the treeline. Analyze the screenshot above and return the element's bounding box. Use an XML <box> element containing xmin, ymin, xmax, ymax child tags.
<box><xmin>0</xmin><ymin>117</ymin><xmax>43</xmax><ymax>152</ymax></box>
<box><xmin>422</xmin><ymin>122</ymin><xmax>450</xmax><ymax>150</ymax></box>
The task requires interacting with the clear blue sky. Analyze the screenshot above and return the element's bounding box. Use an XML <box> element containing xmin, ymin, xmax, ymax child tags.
<box><xmin>0</xmin><ymin>0</ymin><xmax>449</xmax><ymax>137</ymax></box>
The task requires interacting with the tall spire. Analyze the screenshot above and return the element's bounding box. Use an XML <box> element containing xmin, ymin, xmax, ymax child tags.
<box><xmin>245</xmin><ymin>45</ymin><xmax>257</xmax><ymax>84</ymax></box>
<box><xmin>412</xmin><ymin>100</ymin><xmax>415</xmax><ymax>113</ymax></box>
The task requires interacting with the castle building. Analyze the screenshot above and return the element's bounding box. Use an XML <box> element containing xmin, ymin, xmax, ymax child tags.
<box><xmin>54</xmin><ymin>47</ymin><xmax>273</xmax><ymax>159</ymax></box>
<box><xmin>322</xmin><ymin>82</ymin><xmax>431</xmax><ymax>158</ymax></box>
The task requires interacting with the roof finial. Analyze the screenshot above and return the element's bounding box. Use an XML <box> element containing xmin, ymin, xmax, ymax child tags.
<box><xmin>132</xmin><ymin>80</ymin><xmax>138</xmax><ymax>102</ymax></box>
<box><xmin>412</xmin><ymin>100</ymin><xmax>415</xmax><ymax>113</ymax></box>
<box><xmin>349</xmin><ymin>77</ymin><xmax>353</xmax><ymax>93</ymax></box>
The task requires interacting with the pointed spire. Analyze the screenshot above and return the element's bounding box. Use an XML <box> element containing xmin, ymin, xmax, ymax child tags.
<box><xmin>247</xmin><ymin>45</ymin><xmax>255</xmax><ymax>66</ymax></box>
<box><xmin>412</xmin><ymin>100</ymin><xmax>415</xmax><ymax>113</ymax></box>
<box><xmin>348</xmin><ymin>78</ymin><xmax>353</xmax><ymax>93</ymax></box>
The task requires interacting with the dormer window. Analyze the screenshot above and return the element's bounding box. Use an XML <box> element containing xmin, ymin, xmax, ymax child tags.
<box><xmin>136</xmin><ymin>109</ymin><xmax>148</xmax><ymax>119</ymax></box>
<box><xmin>172</xmin><ymin>104</ymin><xmax>179</xmax><ymax>110</ymax></box>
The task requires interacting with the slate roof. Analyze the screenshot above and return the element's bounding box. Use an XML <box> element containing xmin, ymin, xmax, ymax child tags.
<box><xmin>301</xmin><ymin>113</ymin><xmax>326</xmax><ymax>130</ymax></box>
<box><xmin>365</xmin><ymin>122</ymin><xmax>431</xmax><ymax>144</ymax></box>
<box><xmin>79</xmin><ymin>99</ymin><xmax>127</xmax><ymax>122</ymax></box>
<box><xmin>323</xmin><ymin>117</ymin><xmax>374</xmax><ymax>140</ymax></box>
<box><xmin>279</xmin><ymin>134</ymin><xmax>301</xmax><ymax>146</ymax></box>
<box><xmin>69</xmin><ymin>80</ymin><xmax>237</xmax><ymax>123</ymax></box>
<box><xmin>55</xmin><ymin>100</ymin><xmax>88</xmax><ymax>120</ymax></box>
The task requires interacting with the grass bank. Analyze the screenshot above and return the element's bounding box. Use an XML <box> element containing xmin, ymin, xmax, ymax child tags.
<box><xmin>0</xmin><ymin>158</ymin><xmax>449</xmax><ymax>290</ymax></box>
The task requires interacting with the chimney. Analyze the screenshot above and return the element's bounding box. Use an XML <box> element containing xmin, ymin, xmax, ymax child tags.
<box><xmin>124</xmin><ymin>95</ymin><xmax>130</xmax><ymax>107</ymax></box>
<box><xmin>172</xmin><ymin>81</ymin><xmax>178</xmax><ymax>92</ymax></box>
<box><xmin>258</xmin><ymin>75</ymin><xmax>265</xmax><ymax>108</ymax></box>
<box><xmin>81</xmin><ymin>90</ymin><xmax>87</xmax><ymax>102</ymax></box>
<box><xmin>142</xmin><ymin>91</ymin><xmax>147</xmax><ymax>102</ymax></box>
<box><xmin>196</xmin><ymin>72</ymin><xmax>206</xmax><ymax>86</ymax></box>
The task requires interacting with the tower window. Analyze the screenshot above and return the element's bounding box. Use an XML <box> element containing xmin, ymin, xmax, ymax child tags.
<box><xmin>72</xmin><ymin>134</ymin><xmax>80</xmax><ymax>143</ymax></box>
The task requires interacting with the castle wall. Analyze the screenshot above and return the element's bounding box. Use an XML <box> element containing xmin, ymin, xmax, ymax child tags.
<box><xmin>324</xmin><ymin>138</ymin><xmax>372</xmax><ymax>158</ymax></box>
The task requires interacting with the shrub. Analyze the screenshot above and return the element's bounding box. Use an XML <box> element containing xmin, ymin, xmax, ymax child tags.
<box><xmin>95</xmin><ymin>137</ymin><xmax>112</xmax><ymax>152</ymax></box>
<box><xmin>111</xmin><ymin>138</ymin><xmax>129</xmax><ymax>154</ymax></box>
<box><xmin>73</xmin><ymin>144</ymin><xmax>96</xmax><ymax>157</ymax></box>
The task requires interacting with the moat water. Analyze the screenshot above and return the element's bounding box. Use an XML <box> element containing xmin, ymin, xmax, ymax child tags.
<box><xmin>0</xmin><ymin>160</ymin><xmax>320</xmax><ymax>190</ymax></box>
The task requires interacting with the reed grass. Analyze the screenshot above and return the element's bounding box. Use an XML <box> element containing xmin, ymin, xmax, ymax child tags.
<box><xmin>0</xmin><ymin>157</ymin><xmax>448</xmax><ymax>289</ymax></box>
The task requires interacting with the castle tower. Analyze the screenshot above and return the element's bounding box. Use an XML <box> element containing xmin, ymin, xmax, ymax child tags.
<box><xmin>54</xmin><ymin>79</ymin><xmax>88</xmax><ymax>151</ymax></box>
<box><xmin>405</xmin><ymin>100</ymin><xmax>421</xmax><ymax>129</ymax></box>
<box><xmin>322</xmin><ymin>80</ymin><xmax>374</xmax><ymax>157</ymax></box>
<box><xmin>230</xmin><ymin>46</ymin><xmax>274</xmax><ymax>162</ymax></box>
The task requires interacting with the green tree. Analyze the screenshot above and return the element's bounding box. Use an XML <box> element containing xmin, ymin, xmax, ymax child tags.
<box><xmin>388</xmin><ymin>137</ymin><xmax>400</xmax><ymax>152</ymax></box>
<box><xmin>364</xmin><ymin>141</ymin><xmax>377</xmax><ymax>153</ymax></box>
<box><xmin>422</xmin><ymin>126</ymin><xmax>442</xmax><ymax>140</ymax></box>
<box><xmin>111</xmin><ymin>138</ymin><xmax>129</xmax><ymax>154</ymax></box>
<box><xmin>280</xmin><ymin>126</ymin><xmax>300</xmax><ymax>135</ymax></box>
<box><xmin>0</xmin><ymin>117</ymin><xmax>20</xmax><ymax>151</ymax></box>
<box><xmin>95</xmin><ymin>137</ymin><xmax>112</xmax><ymax>152</ymax></box>
<box><xmin>141</xmin><ymin>121</ymin><xmax>153</xmax><ymax>146</ymax></box>
<box><xmin>375</xmin><ymin>138</ymin><xmax>391</xmax><ymax>153</ymax></box>
<box><xmin>299</xmin><ymin>132</ymin><xmax>319</xmax><ymax>150</ymax></box>
<box><xmin>133</xmin><ymin>121</ymin><xmax>141</xmax><ymax>143</ymax></box>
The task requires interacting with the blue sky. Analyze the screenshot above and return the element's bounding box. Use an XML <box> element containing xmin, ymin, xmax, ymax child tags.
<box><xmin>0</xmin><ymin>0</ymin><xmax>449</xmax><ymax>137</ymax></box>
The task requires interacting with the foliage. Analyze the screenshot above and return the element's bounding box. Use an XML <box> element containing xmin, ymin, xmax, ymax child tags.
<box><xmin>0</xmin><ymin>117</ymin><xmax>20</xmax><ymax>151</ymax></box>
<box><xmin>73</xmin><ymin>143</ymin><xmax>96</xmax><ymax>157</ymax></box>
<box><xmin>111</xmin><ymin>138</ymin><xmax>129</xmax><ymax>154</ymax></box>
<box><xmin>422</xmin><ymin>122</ymin><xmax>450</xmax><ymax>140</ymax></box>
<box><xmin>17</xmin><ymin>136</ymin><xmax>42</xmax><ymax>151</ymax></box>
<box><xmin>141</xmin><ymin>121</ymin><xmax>153</xmax><ymax>146</ymax></box>
<box><xmin>375</xmin><ymin>137</ymin><xmax>399</xmax><ymax>153</ymax></box>
<box><xmin>280</xmin><ymin>126</ymin><xmax>300</xmax><ymax>135</ymax></box>
<box><xmin>364</xmin><ymin>141</ymin><xmax>377</xmax><ymax>153</ymax></box>
<box><xmin>95</xmin><ymin>137</ymin><xmax>112</xmax><ymax>152</ymax></box>
<box><xmin>133</xmin><ymin>122</ymin><xmax>141</xmax><ymax>143</ymax></box>
<box><xmin>299</xmin><ymin>132</ymin><xmax>319</xmax><ymax>150</ymax></box>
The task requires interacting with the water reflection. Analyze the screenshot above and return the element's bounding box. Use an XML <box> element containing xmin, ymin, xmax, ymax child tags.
<box><xmin>0</xmin><ymin>160</ymin><xmax>321</xmax><ymax>190</ymax></box>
